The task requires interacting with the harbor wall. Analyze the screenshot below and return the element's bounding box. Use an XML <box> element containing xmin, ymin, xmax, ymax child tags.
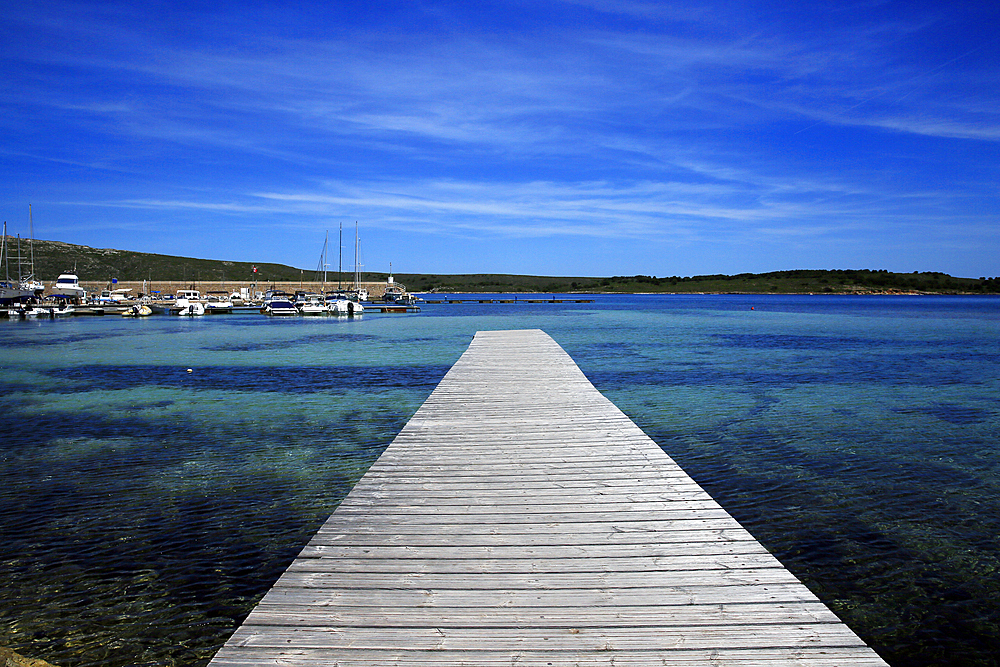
<box><xmin>49</xmin><ymin>280</ymin><xmax>393</xmax><ymax>300</ymax></box>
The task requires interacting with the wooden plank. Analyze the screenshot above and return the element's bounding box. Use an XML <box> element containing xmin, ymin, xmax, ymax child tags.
<box><xmin>208</xmin><ymin>329</ymin><xmax>888</xmax><ymax>666</ymax></box>
<box><xmin>222</xmin><ymin>624</ymin><xmax>873</xmax><ymax>650</ymax></box>
<box><xmin>211</xmin><ymin>648</ymin><xmax>890</xmax><ymax>667</ymax></box>
<box><xmin>230</xmin><ymin>601</ymin><xmax>846</xmax><ymax>626</ymax></box>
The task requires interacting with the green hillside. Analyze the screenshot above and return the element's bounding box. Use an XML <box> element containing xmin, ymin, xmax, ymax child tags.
<box><xmin>23</xmin><ymin>239</ymin><xmax>306</xmax><ymax>283</ymax></box>
<box><xmin>17</xmin><ymin>238</ymin><xmax>1000</xmax><ymax>294</ymax></box>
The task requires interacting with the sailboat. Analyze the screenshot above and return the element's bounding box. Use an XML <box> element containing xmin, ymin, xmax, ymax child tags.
<box><xmin>18</xmin><ymin>205</ymin><xmax>44</xmax><ymax>298</ymax></box>
<box><xmin>301</xmin><ymin>231</ymin><xmax>335</xmax><ymax>315</ymax></box>
<box><xmin>1</xmin><ymin>221</ymin><xmax>39</xmax><ymax>305</ymax></box>
<box><xmin>352</xmin><ymin>222</ymin><xmax>368</xmax><ymax>304</ymax></box>
<box><xmin>323</xmin><ymin>223</ymin><xmax>364</xmax><ymax>315</ymax></box>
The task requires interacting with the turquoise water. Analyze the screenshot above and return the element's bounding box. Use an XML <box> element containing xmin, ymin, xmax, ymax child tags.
<box><xmin>1</xmin><ymin>295</ymin><xmax>998</xmax><ymax>666</ymax></box>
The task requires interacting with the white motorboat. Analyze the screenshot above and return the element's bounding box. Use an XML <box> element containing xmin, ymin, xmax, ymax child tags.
<box><xmin>47</xmin><ymin>303</ymin><xmax>75</xmax><ymax>317</ymax></box>
<box><xmin>328</xmin><ymin>298</ymin><xmax>350</xmax><ymax>315</ymax></box>
<box><xmin>298</xmin><ymin>294</ymin><xmax>330</xmax><ymax>315</ymax></box>
<box><xmin>12</xmin><ymin>305</ymin><xmax>48</xmax><ymax>318</ymax></box>
<box><xmin>177</xmin><ymin>302</ymin><xmax>206</xmax><ymax>316</ymax></box>
<box><xmin>325</xmin><ymin>293</ymin><xmax>364</xmax><ymax>316</ymax></box>
<box><xmin>6</xmin><ymin>303</ymin><xmax>73</xmax><ymax>318</ymax></box>
<box><xmin>175</xmin><ymin>289</ymin><xmax>200</xmax><ymax>306</ymax></box>
<box><xmin>52</xmin><ymin>273</ymin><xmax>86</xmax><ymax>300</ymax></box>
<box><xmin>262</xmin><ymin>298</ymin><xmax>298</xmax><ymax>316</ymax></box>
<box><xmin>171</xmin><ymin>289</ymin><xmax>206</xmax><ymax>314</ymax></box>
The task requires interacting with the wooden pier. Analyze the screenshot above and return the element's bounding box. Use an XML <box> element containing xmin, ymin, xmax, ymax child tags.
<box><xmin>209</xmin><ymin>329</ymin><xmax>888</xmax><ymax>666</ymax></box>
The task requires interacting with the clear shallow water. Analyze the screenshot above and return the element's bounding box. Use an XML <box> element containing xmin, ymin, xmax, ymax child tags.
<box><xmin>1</xmin><ymin>295</ymin><xmax>998</xmax><ymax>666</ymax></box>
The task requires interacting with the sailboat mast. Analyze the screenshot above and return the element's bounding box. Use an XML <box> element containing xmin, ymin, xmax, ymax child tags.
<box><xmin>338</xmin><ymin>223</ymin><xmax>343</xmax><ymax>290</ymax></box>
<box><xmin>323</xmin><ymin>230</ymin><xmax>328</xmax><ymax>288</ymax></box>
<box><xmin>2</xmin><ymin>222</ymin><xmax>8</xmax><ymax>283</ymax></box>
<box><xmin>28</xmin><ymin>204</ymin><xmax>35</xmax><ymax>278</ymax></box>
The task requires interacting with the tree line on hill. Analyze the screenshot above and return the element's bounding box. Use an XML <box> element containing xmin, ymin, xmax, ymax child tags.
<box><xmin>24</xmin><ymin>239</ymin><xmax>999</xmax><ymax>294</ymax></box>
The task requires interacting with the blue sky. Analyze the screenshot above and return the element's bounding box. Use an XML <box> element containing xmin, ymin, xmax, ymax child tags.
<box><xmin>2</xmin><ymin>0</ymin><xmax>998</xmax><ymax>278</ymax></box>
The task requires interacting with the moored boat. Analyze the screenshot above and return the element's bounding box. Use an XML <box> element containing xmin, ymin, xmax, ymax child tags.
<box><xmin>298</xmin><ymin>293</ymin><xmax>330</xmax><ymax>315</ymax></box>
<box><xmin>204</xmin><ymin>292</ymin><xmax>233</xmax><ymax>313</ymax></box>
<box><xmin>52</xmin><ymin>273</ymin><xmax>86</xmax><ymax>301</ymax></box>
<box><xmin>261</xmin><ymin>298</ymin><xmax>297</xmax><ymax>316</ymax></box>
<box><xmin>5</xmin><ymin>303</ymin><xmax>75</xmax><ymax>319</ymax></box>
<box><xmin>1</xmin><ymin>222</ymin><xmax>37</xmax><ymax>305</ymax></box>
<box><xmin>96</xmin><ymin>288</ymin><xmax>133</xmax><ymax>304</ymax></box>
<box><xmin>12</xmin><ymin>207</ymin><xmax>45</xmax><ymax>300</ymax></box>
<box><xmin>121</xmin><ymin>304</ymin><xmax>153</xmax><ymax>317</ymax></box>
<box><xmin>177</xmin><ymin>302</ymin><xmax>206</xmax><ymax>316</ymax></box>
<box><xmin>171</xmin><ymin>289</ymin><xmax>205</xmax><ymax>315</ymax></box>
<box><xmin>324</xmin><ymin>292</ymin><xmax>364</xmax><ymax>316</ymax></box>
<box><xmin>375</xmin><ymin>271</ymin><xmax>417</xmax><ymax>305</ymax></box>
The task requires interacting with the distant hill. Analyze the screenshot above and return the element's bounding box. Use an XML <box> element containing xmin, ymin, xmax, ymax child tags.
<box><xmin>16</xmin><ymin>238</ymin><xmax>1000</xmax><ymax>294</ymax></box>
<box><xmin>23</xmin><ymin>238</ymin><xmax>307</xmax><ymax>283</ymax></box>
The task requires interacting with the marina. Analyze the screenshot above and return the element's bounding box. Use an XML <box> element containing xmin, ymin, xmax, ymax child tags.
<box><xmin>1</xmin><ymin>283</ymin><xmax>420</xmax><ymax>318</ymax></box>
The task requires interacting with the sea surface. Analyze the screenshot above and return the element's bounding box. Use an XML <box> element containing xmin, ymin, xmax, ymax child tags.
<box><xmin>1</xmin><ymin>294</ymin><xmax>998</xmax><ymax>666</ymax></box>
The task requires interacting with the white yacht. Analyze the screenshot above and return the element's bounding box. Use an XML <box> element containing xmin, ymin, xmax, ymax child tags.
<box><xmin>298</xmin><ymin>294</ymin><xmax>330</xmax><ymax>315</ymax></box>
<box><xmin>171</xmin><ymin>289</ymin><xmax>205</xmax><ymax>314</ymax></box>
<box><xmin>52</xmin><ymin>273</ymin><xmax>86</xmax><ymax>300</ymax></box>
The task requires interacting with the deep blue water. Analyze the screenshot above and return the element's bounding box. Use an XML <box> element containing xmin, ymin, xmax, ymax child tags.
<box><xmin>1</xmin><ymin>294</ymin><xmax>998</xmax><ymax>666</ymax></box>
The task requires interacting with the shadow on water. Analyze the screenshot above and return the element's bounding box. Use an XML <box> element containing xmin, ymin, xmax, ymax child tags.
<box><xmin>42</xmin><ymin>363</ymin><xmax>451</xmax><ymax>394</ymax></box>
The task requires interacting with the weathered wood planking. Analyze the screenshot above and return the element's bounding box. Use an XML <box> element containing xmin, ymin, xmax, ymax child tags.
<box><xmin>209</xmin><ymin>329</ymin><xmax>888</xmax><ymax>666</ymax></box>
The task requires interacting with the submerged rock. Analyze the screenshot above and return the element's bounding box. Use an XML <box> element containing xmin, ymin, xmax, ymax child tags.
<box><xmin>0</xmin><ymin>647</ymin><xmax>57</xmax><ymax>667</ymax></box>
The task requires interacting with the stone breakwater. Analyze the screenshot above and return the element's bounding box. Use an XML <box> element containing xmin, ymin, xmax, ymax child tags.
<box><xmin>43</xmin><ymin>280</ymin><xmax>393</xmax><ymax>300</ymax></box>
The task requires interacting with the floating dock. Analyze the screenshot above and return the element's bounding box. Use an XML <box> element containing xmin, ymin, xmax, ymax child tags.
<box><xmin>209</xmin><ymin>329</ymin><xmax>888</xmax><ymax>666</ymax></box>
<box><xmin>364</xmin><ymin>304</ymin><xmax>422</xmax><ymax>313</ymax></box>
<box><xmin>424</xmin><ymin>298</ymin><xmax>595</xmax><ymax>304</ymax></box>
